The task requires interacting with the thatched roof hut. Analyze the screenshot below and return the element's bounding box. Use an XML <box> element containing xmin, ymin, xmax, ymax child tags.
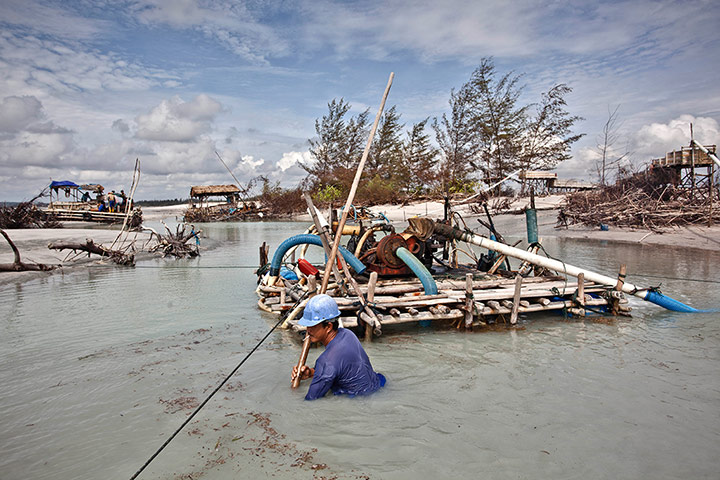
<box><xmin>190</xmin><ymin>185</ymin><xmax>241</xmax><ymax>198</ymax></box>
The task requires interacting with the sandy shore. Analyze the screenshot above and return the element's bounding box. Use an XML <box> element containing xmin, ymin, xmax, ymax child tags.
<box><xmin>2</xmin><ymin>199</ymin><xmax>718</xmax><ymax>286</ymax></box>
<box><xmin>298</xmin><ymin>195</ymin><xmax>720</xmax><ymax>252</ymax></box>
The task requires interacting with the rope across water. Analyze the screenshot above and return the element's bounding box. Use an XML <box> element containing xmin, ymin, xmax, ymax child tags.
<box><xmin>129</xmin><ymin>291</ymin><xmax>308</xmax><ymax>480</ymax></box>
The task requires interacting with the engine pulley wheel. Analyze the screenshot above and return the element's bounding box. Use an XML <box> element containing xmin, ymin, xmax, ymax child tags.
<box><xmin>376</xmin><ymin>234</ymin><xmax>408</xmax><ymax>268</ymax></box>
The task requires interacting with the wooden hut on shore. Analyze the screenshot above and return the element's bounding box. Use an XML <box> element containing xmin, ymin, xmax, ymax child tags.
<box><xmin>184</xmin><ymin>184</ymin><xmax>264</xmax><ymax>222</ymax></box>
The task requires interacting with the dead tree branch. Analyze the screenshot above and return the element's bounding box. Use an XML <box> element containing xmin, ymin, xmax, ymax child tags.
<box><xmin>48</xmin><ymin>238</ymin><xmax>135</xmax><ymax>266</ymax></box>
<box><xmin>0</xmin><ymin>229</ymin><xmax>58</xmax><ymax>271</ymax></box>
<box><xmin>147</xmin><ymin>222</ymin><xmax>201</xmax><ymax>258</ymax></box>
<box><xmin>0</xmin><ymin>189</ymin><xmax>61</xmax><ymax>229</ymax></box>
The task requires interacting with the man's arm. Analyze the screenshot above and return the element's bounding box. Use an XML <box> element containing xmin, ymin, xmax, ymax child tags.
<box><xmin>304</xmin><ymin>362</ymin><xmax>336</xmax><ymax>400</ymax></box>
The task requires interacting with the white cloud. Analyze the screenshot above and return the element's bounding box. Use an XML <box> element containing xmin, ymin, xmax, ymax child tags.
<box><xmin>0</xmin><ymin>0</ymin><xmax>109</xmax><ymax>40</ymax></box>
<box><xmin>277</xmin><ymin>151</ymin><xmax>313</xmax><ymax>172</ymax></box>
<box><xmin>240</xmin><ymin>154</ymin><xmax>264</xmax><ymax>169</ymax></box>
<box><xmin>138</xmin><ymin>137</ymin><xmax>217</xmax><ymax>175</ymax></box>
<box><xmin>0</xmin><ymin>31</ymin><xmax>165</xmax><ymax>96</ymax></box>
<box><xmin>0</xmin><ymin>95</ymin><xmax>82</xmax><ymax>170</ymax></box>
<box><xmin>112</xmin><ymin>119</ymin><xmax>130</xmax><ymax>134</ymax></box>
<box><xmin>634</xmin><ymin>115</ymin><xmax>719</xmax><ymax>158</ymax></box>
<box><xmin>296</xmin><ymin>0</ymin><xmax>719</xmax><ymax>63</ymax></box>
<box><xmin>135</xmin><ymin>94</ymin><xmax>223</xmax><ymax>142</ymax></box>
<box><xmin>558</xmin><ymin>114</ymin><xmax>720</xmax><ymax>182</ymax></box>
<box><xmin>0</xmin><ymin>129</ymin><xmax>75</xmax><ymax>168</ymax></box>
<box><xmin>0</xmin><ymin>95</ymin><xmax>44</xmax><ymax>132</ymax></box>
<box><xmin>130</xmin><ymin>0</ymin><xmax>288</xmax><ymax>64</ymax></box>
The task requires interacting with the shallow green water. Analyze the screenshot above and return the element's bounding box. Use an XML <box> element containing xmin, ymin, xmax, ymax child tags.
<box><xmin>1</xmin><ymin>221</ymin><xmax>719</xmax><ymax>479</ymax></box>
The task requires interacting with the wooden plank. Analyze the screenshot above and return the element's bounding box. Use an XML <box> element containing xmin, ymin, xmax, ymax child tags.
<box><xmin>477</xmin><ymin>297</ymin><xmax>609</xmax><ymax>317</ymax></box>
<box><xmin>291</xmin><ymin>309</ymin><xmax>464</xmax><ymax>331</ymax></box>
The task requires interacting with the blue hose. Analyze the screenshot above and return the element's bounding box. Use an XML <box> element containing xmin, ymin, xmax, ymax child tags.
<box><xmin>396</xmin><ymin>247</ymin><xmax>438</xmax><ymax>295</ymax></box>
<box><xmin>269</xmin><ymin>234</ymin><xmax>366</xmax><ymax>277</ymax></box>
<box><xmin>643</xmin><ymin>290</ymin><xmax>702</xmax><ymax>313</ymax></box>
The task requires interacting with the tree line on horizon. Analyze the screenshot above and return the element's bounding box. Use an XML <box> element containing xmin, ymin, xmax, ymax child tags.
<box><xmin>298</xmin><ymin>57</ymin><xmax>584</xmax><ymax>204</ymax></box>
<box><xmin>256</xmin><ymin>57</ymin><xmax>585</xmax><ymax>212</ymax></box>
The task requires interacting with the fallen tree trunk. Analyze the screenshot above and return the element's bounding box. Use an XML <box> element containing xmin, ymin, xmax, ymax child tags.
<box><xmin>48</xmin><ymin>239</ymin><xmax>135</xmax><ymax>266</ymax></box>
<box><xmin>0</xmin><ymin>229</ymin><xmax>58</xmax><ymax>271</ymax></box>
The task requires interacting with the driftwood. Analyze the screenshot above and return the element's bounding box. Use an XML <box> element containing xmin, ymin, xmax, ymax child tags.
<box><xmin>558</xmin><ymin>170</ymin><xmax>719</xmax><ymax>230</ymax></box>
<box><xmin>0</xmin><ymin>229</ymin><xmax>58</xmax><ymax>271</ymax></box>
<box><xmin>146</xmin><ymin>222</ymin><xmax>201</xmax><ymax>258</ymax></box>
<box><xmin>0</xmin><ymin>190</ymin><xmax>61</xmax><ymax>229</ymax></box>
<box><xmin>48</xmin><ymin>239</ymin><xmax>135</xmax><ymax>266</ymax></box>
<box><xmin>184</xmin><ymin>203</ymin><xmax>265</xmax><ymax>223</ymax></box>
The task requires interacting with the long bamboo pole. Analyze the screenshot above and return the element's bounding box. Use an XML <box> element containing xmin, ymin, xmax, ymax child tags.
<box><xmin>319</xmin><ymin>72</ymin><xmax>394</xmax><ymax>293</ymax></box>
<box><xmin>291</xmin><ymin>336</ymin><xmax>312</xmax><ymax>389</ymax></box>
<box><xmin>302</xmin><ymin>193</ymin><xmax>346</xmax><ymax>291</ymax></box>
<box><xmin>292</xmin><ymin>73</ymin><xmax>394</xmax><ymax>389</ymax></box>
<box><xmin>304</xmin><ymin>194</ymin><xmax>382</xmax><ymax>331</ymax></box>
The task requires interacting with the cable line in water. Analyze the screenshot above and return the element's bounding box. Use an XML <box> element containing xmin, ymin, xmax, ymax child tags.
<box><xmin>630</xmin><ymin>274</ymin><xmax>720</xmax><ymax>285</ymax></box>
<box><xmin>129</xmin><ymin>292</ymin><xmax>307</xmax><ymax>480</ymax></box>
<box><xmin>87</xmin><ymin>264</ymin><xmax>260</xmax><ymax>269</ymax></box>
<box><xmin>134</xmin><ymin>265</ymin><xmax>259</xmax><ymax>269</ymax></box>
<box><xmin>89</xmin><ymin>265</ymin><xmax>720</xmax><ymax>284</ymax></box>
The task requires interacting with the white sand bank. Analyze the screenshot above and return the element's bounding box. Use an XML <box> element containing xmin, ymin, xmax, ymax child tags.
<box><xmin>2</xmin><ymin>197</ymin><xmax>717</xmax><ymax>286</ymax></box>
<box><xmin>297</xmin><ymin>194</ymin><xmax>720</xmax><ymax>252</ymax></box>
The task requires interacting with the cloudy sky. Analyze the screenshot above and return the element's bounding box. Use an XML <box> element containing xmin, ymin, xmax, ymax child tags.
<box><xmin>1</xmin><ymin>0</ymin><xmax>718</xmax><ymax>201</ymax></box>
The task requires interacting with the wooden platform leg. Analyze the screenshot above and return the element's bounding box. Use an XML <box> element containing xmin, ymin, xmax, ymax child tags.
<box><xmin>576</xmin><ymin>272</ymin><xmax>585</xmax><ymax>306</ymax></box>
<box><xmin>464</xmin><ymin>273</ymin><xmax>474</xmax><ymax>330</ymax></box>
<box><xmin>510</xmin><ymin>275</ymin><xmax>523</xmax><ymax>325</ymax></box>
<box><xmin>259</xmin><ymin>242</ymin><xmax>269</xmax><ymax>269</ymax></box>
<box><xmin>610</xmin><ymin>264</ymin><xmax>626</xmax><ymax>316</ymax></box>
<box><xmin>573</xmin><ymin>272</ymin><xmax>586</xmax><ymax>317</ymax></box>
<box><xmin>365</xmin><ymin>272</ymin><xmax>378</xmax><ymax>342</ymax></box>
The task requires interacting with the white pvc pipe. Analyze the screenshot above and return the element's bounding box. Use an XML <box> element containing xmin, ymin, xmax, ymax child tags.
<box><xmin>691</xmin><ymin>140</ymin><xmax>720</xmax><ymax>168</ymax></box>
<box><xmin>430</xmin><ymin>221</ymin><xmax>700</xmax><ymax>312</ymax></box>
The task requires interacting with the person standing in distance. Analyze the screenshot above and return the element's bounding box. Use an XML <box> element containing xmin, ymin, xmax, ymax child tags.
<box><xmin>292</xmin><ymin>294</ymin><xmax>386</xmax><ymax>400</ymax></box>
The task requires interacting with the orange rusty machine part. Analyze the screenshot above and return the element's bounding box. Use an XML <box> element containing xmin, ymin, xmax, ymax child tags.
<box><xmin>361</xmin><ymin>233</ymin><xmax>424</xmax><ymax>276</ymax></box>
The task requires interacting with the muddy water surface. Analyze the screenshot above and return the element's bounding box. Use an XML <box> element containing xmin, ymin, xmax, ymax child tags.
<box><xmin>1</xmin><ymin>221</ymin><xmax>719</xmax><ymax>479</ymax></box>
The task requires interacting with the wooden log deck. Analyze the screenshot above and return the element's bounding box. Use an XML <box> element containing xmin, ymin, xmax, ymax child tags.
<box><xmin>44</xmin><ymin>207</ymin><xmax>142</xmax><ymax>225</ymax></box>
<box><xmin>257</xmin><ymin>272</ymin><xmax>628</xmax><ymax>337</ymax></box>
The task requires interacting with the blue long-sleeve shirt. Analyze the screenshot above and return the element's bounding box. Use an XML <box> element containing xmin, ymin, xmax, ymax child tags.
<box><xmin>305</xmin><ymin>328</ymin><xmax>386</xmax><ymax>400</ymax></box>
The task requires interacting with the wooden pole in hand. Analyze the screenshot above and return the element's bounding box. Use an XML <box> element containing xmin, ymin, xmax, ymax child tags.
<box><xmin>292</xmin><ymin>337</ymin><xmax>311</xmax><ymax>389</ymax></box>
<box><xmin>292</xmin><ymin>72</ymin><xmax>394</xmax><ymax>389</ymax></box>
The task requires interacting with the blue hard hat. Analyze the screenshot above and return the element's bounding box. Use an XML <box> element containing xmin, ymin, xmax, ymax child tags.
<box><xmin>299</xmin><ymin>294</ymin><xmax>341</xmax><ymax>327</ymax></box>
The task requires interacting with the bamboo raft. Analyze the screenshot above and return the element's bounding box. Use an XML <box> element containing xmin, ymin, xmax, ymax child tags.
<box><xmin>255</xmin><ymin>215</ymin><xmax>632</xmax><ymax>340</ymax></box>
<box><xmin>258</xmin><ymin>274</ymin><xmax>626</xmax><ymax>334</ymax></box>
<box><xmin>44</xmin><ymin>207</ymin><xmax>142</xmax><ymax>226</ymax></box>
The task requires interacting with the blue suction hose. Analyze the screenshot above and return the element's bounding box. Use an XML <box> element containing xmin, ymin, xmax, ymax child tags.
<box><xmin>396</xmin><ymin>247</ymin><xmax>438</xmax><ymax>295</ymax></box>
<box><xmin>269</xmin><ymin>234</ymin><xmax>366</xmax><ymax>277</ymax></box>
<box><xmin>642</xmin><ymin>290</ymin><xmax>703</xmax><ymax>313</ymax></box>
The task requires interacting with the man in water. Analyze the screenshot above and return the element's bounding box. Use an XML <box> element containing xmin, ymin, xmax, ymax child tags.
<box><xmin>292</xmin><ymin>294</ymin><xmax>386</xmax><ymax>400</ymax></box>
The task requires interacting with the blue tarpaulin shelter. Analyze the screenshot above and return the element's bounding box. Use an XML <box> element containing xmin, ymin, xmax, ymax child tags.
<box><xmin>50</xmin><ymin>180</ymin><xmax>79</xmax><ymax>189</ymax></box>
